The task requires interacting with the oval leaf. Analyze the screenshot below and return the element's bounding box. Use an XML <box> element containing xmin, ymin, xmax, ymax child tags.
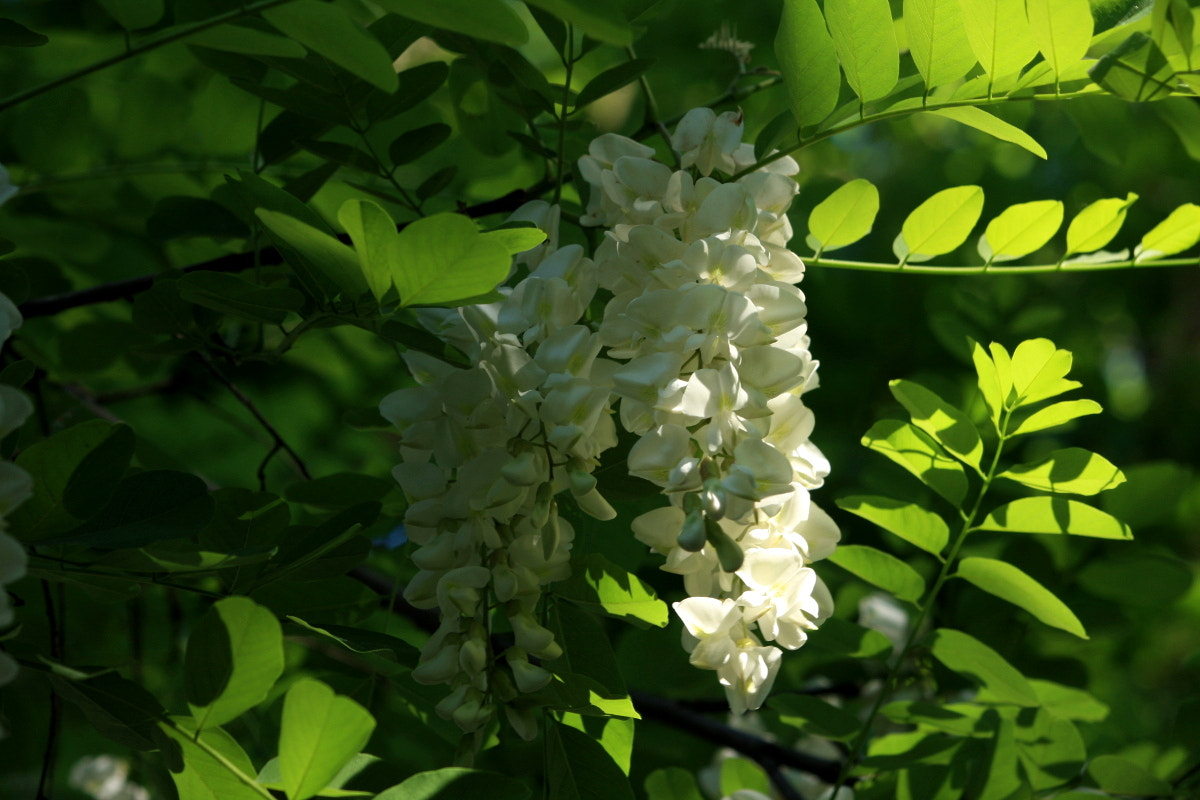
<box><xmin>775</xmin><ymin>0</ymin><xmax>842</xmax><ymax>127</ymax></box>
<box><xmin>889</xmin><ymin>379</ymin><xmax>983</xmax><ymax>468</ymax></box>
<box><xmin>575</xmin><ymin>58</ymin><xmax>654</xmax><ymax>109</ymax></box>
<box><xmin>928</xmin><ymin>628</ymin><xmax>1039</xmax><ymax>705</ymax></box>
<box><xmin>1009</xmin><ymin>338</ymin><xmax>1079</xmax><ymax>406</ymax></box>
<box><xmin>978</xmin><ymin>199</ymin><xmax>1063</xmax><ymax>262</ymax></box>
<box><xmin>836</xmin><ymin>495</ymin><xmax>950</xmax><ymax>555</ymax></box>
<box><xmin>998</xmin><ymin>447</ymin><xmax>1125</xmax><ymax>496</ymax></box>
<box><xmin>1010</xmin><ymin>399</ymin><xmax>1102</xmax><ymax>436</ymax></box>
<box><xmin>863</xmin><ymin>419</ymin><xmax>968</xmax><ymax>505</ymax></box>
<box><xmin>1088</xmin><ymin>755</ymin><xmax>1174</xmax><ymax>797</ymax></box>
<box><xmin>338</xmin><ymin>198</ymin><xmax>401</xmax><ymax>303</ymax></box>
<box><xmin>977</xmin><ymin>497</ymin><xmax>1132</xmax><ymax>539</ymax></box>
<box><xmin>1064</xmin><ymin>193</ymin><xmax>1138</xmax><ymax>256</ymax></box>
<box><xmin>825</xmin><ymin>0</ymin><xmax>900</xmax><ymax>102</ymax></box>
<box><xmin>1026</xmin><ymin>0</ymin><xmax>1094</xmax><ymax>78</ymax></box>
<box><xmin>904</xmin><ymin>0</ymin><xmax>977</xmax><ymax>89</ymax></box>
<box><xmin>279</xmin><ymin>679</ymin><xmax>376</xmax><ymax>800</ymax></box>
<box><xmin>373</xmin><ymin>0</ymin><xmax>528</xmax><ymax>46</ymax></box>
<box><xmin>556</xmin><ymin>554</ymin><xmax>669</xmax><ymax>628</ymax></box>
<box><xmin>956</xmin><ymin>557</ymin><xmax>1087</xmax><ymax>637</ymax></box>
<box><xmin>1136</xmin><ymin>202</ymin><xmax>1200</xmax><ymax>260</ymax></box>
<box><xmin>958</xmin><ymin>0</ymin><xmax>1039</xmax><ymax>79</ymax></box>
<box><xmin>392</xmin><ymin>213</ymin><xmax>511</xmax><ymax>307</ymax></box>
<box><xmin>807</xmin><ymin>179</ymin><xmax>880</xmax><ymax>252</ymax></box>
<box><xmin>257</xmin><ymin>209</ymin><xmax>369</xmax><ymax>299</ymax></box>
<box><xmin>828</xmin><ymin>544</ymin><xmax>926</xmax><ymax>603</ymax></box>
<box><xmin>186</xmin><ymin>597</ymin><xmax>285</xmax><ymax>730</ymax></box>
<box><xmin>898</xmin><ymin>185</ymin><xmax>985</xmax><ymax>259</ymax></box>
<box><xmin>263</xmin><ymin>0</ymin><xmax>398</xmax><ymax>93</ymax></box>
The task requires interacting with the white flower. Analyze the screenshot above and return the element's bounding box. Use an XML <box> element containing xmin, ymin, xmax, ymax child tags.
<box><xmin>717</xmin><ymin>637</ymin><xmax>782</xmax><ymax>715</ymax></box>
<box><xmin>674</xmin><ymin>596</ymin><xmax>742</xmax><ymax>669</ymax></box>
<box><xmin>736</xmin><ymin>548</ymin><xmax>822</xmax><ymax>649</ymax></box>
<box><xmin>672</xmin><ymin>108</ymin><xmax>745</xmax><ymax>176</ymax></box>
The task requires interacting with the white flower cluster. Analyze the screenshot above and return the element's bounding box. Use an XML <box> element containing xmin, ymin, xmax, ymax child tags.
<box><xmin>381</xmin><ymin>213</ymin><xmax>619</xmax><ymax>738</ymax></box>
<box><xmin>0</xmin><ymin>292</ymin><xmax>33</xmax><ymax>704</ymax></box>
<box><xmin>579</xmin><ymin>108</ymin><xmax>839</xmax><ymax>714</ymax></box>
<box><xmin>384</xmin><ymin>107</ymin><xmax>839</xmax><ymax>724</ymax></box>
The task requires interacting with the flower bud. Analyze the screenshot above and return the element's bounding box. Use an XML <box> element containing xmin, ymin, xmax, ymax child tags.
<box><xmin>678</xmin><ymin>508</ymin><xmax>707</xmax><ymax>552</ymax></box>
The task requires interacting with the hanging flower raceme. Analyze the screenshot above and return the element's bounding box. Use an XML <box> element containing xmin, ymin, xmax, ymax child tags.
<box><xmin>580</xmin><ymin>108</ymin><xmax>839</xmax><ymax>714</ymax></box>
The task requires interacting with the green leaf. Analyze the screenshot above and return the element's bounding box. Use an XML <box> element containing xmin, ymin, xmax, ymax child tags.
<box><xmin>930</xmin><ymin>106</ymin><xmax>1046</xmax><ymax>160</ymax></box>
<box><xmin>372</xmin><ymin>0</ymin><xmax>527</xmax><ymax>46</ymax></box>
<box><xmin>958</xmin><ymin>0</ymin><xmax>1040</xmax><ymax>79</ymax></box>
<box><xmin>890</xmin><ymin>379</ymin><xmax>983</xmax><ymax>469</ymax></box>
<box><xmin>178</xmin><ymin>272</ymin><xmax>305</xmax><ymax>324</ymax></box>
<box><xmin>547</xmin><ymin>720</ymin><xmax>636</xmax><ymax>800</ymax></box>
<box><xmin>560</xmin><ymin>713</ymin><xmax>635</xmax><ymax>776</ymax></box>
<box><xmin>262</xmin><ymin>1</ymin><xmax>398</xmax><ymax>93</ymax></box>
<box><xmin>1026</xmin><ymin>0</ymin><xmax>1093</xmax><ymax>79</ymax></box>
<box><xmin>574</xmin><ymin>59</ymin><xmax>654</xmax><ymax>109</ymax></box>
<box><xmin>928</xmin><ymin>628</ymin><xmax>1039</xmax><ymax>705</ymax></box>
<box><xmin>825</xmin><ymin>0</ymin><xmax>900</xmax><ymax>102</ymax></box>
<box><xmin>897</xmin><ymin>185</ymin><xmax>985</xmax><ymax>260</ymax></box>
<box><xmin>770</xmin><ymin>694</ymin><xmax>862</xmax><ymax>740</ymax></box>
<box><xmin>61</xmin><ymin>423</ymin><xmax>135</xmax><ymax>519</ymax></box>
<box><xmin>389</xmin><ymin>123</ymin><xmax>452</xmax><ymax>166</ymax></box>
<box><xmin>279</xmin><ymin>679</ymin><xmax>376</xmax><ymax>800</ymax></box>
<box><xmin>338</xmin><ymin>199</ymin><xmax>401</xmax><ymax>303</ymax></box>
<box><xmin>1014</xmin><ymin>709</ymin><xmax>1087</xmax><ymax>791</ymax></box>
<box><xmin>806</xmin><ymin>179</ymin><xmax>880</xmax><ymax>252</ymax></box>
<box><xmin>1077</xmin><ymin>552</ymin><xmax>1194</xmax><ymax>608</ymax></box>
<box><xmin>480</xmin><ymin>226</ymin><xmax>548</xmax><ymax>256</ymax></box>
<box><xmin>775</xmin><ymin>0</ymin><xmax>842</xmax><ymax>127</ymax></box>
<box><xmin>1010</xmin><ymin>398</ymin><xmax>1103</xmax><ymax>435</ymax></box>
<box><xmin>257</xmin><ymin>209</ymin><xmax>369</xmax><ymax>300</ymax></box>
<box><xmin>549</xmin><ymin>603</ymin><xmax>637</xmax><ymax>718</ymax></box>
<box><xmin>904</xmin><ymin>0</ymin><xmax>978</xmax><ymax>89</ymax></box>
<box><xmin>998</xmin><ymin>447</ymin><xmax>1125</xmax><ymax>495</ymax></box>
<box><xmin>417</xmin><ymin>166</ymin><xmax>457</xmax><ymax>202</ymax></box>
<box><xmin>188</xmin><ymin>24</ymin><xmax>308</xmax><ymax>57</ymax></box>
<box><xmin>556</xmin><ymin>553</ymin><xmax>669</xmax><ymax>628</ymax></box>
<box><xmin>258</xmin><ymin>753</ymin><xmax>380</xmax><ymax>798</ymax></box>
<box><xmin>159</xmin><ymin>717</ymin><xmax>266</xmax><ymax>800</ymax></box>
<box><xmin>1028</xmin><ymin>679</ymin><xmax>1109</xmax><ymax>722</ymax></box>
<box><xmin>392</xmin><ymin>213</ymin><xmax>511</xmax><ymax>306</ymax></box>
<box><xmin>719</xmin><ymin>758</ymin><xmax>771</xmax><ymax>798</ymax></box>
<box><xmin>862</xmin><ymin>418</ymin><xmax>969</xmax><ymax>505</ymax></box>
<box><xmin>1089</xmin><ymin>31</ymin><xmax>1176</xmax><ymax>102</ymax></box>
<box><xmin>835</xmin><ymin>495</ymin><xmax>950</xmax><ymax>555</ymax></box>
<box><xmin>1136</xmin><ymin>202</ymin><xmax>1200</xmax><ymax>260</ymax></box>
<box><xmin>49</xmin><ymin>671</ymin><xmax>165</xmax><ymax>751</ymax></box>
<box><xmin>977</xmin><ymin>199</ymin><xmax>1064</xmax><ymax>262</ymax></box>
<box><xmin>1064</xmin><ymin>192</ymin><xmax>1138</xmax><ymax>256</ymax></box>
<box><xmin>186</xmin><ymin>597</ymin><xmax>285</xmax><ymax>730</ymax></box>
<box><xmin>1088</xmin><ymin>755</ymin><xmax>1173</xmax><ymax>796</ymax></box>
<box><xmin>98</xmin><ymin>0</ymin><xmax>163</xmax><ymax>30</ymax></box>
<box><xmin>972</xmin><ymin>341</ymin><xmax>1005</xmax><ymax>428</ymax></box>
<box><xmin>977</xmin><ymin>497</ymin><xmax>1133</xmax><ymax>539</ymax></box>
<box><xmin>50</xmin><ymin>470</ymin><xmax>215</xmax><ymax>549</ymax></box>
<box><xmin>0</xmin><ymin>18</ymin><xmax>48</xmax><ymax>47</ymax></box>
<box><xmin>828</xmin><ymin>544</ymin><xmax>926</xmax><ymax>603</ymax></box>
<box><xmin>523</xmin><ymin>0</ymin><xmax>632</xmax><ymax>46</ymax></box>
<box><xmin>1008</xmin><ymin>338</ymin><xmax>1080</xmax><ymax>406</ymax></box>
<box><xmin>644</xmin><ymin>768</ymin><xmax>704</xmax><ymax>800</ymax></box>
<box><xmin>956</xmin><ymin>556</ymin><xmax>1087</xmax><ymax>637</ymax></box>
<box><xmin>375</xmin><ymin>768</ymin><xmax>531</xmax><ymax>800</ymax></box>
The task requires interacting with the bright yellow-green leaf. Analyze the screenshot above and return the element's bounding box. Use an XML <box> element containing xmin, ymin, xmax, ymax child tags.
<box><xmin>373</xmin><ymin>0</ymin><xmax>527</xmax><ymax>46</ymax></box>
<box><xmin>890</xmin><ymin>379</ymin><xmax>984</xmax><ymax>468</ymax></box>
<box><xmin>263</xmin><ymin>1</ymin><xmax>398</xmax><ymax>93</ymax></box>
<box><xmin>1064</xmin><ymin>193</ymin><xmax>1138</xmax><ymax>255</ymax></box>
<box><xmin>257</xmin><ymin>209</ymin><xmax>369</xmax><ymax>300</ymax></box>
<box><xmin>279</xmin><ymin>680</ymin><xmax>376</xmax><ymax>800</ymax></box>
<box><xmin>1009</xmin><ymin>338</ymin><xmax>1080</xmax><ymax>406</ymax></box>
<box><xmin>897</xmin><ymin>185</ymin><xmax>984</xmax><ymax>259</ymax></box>
<box><xmin>825</xmin><ymin>0</ymin><xmax>900</xmax><ymax>102</ymax></box>
<box><xmin>863</xmin><ymin>419</ymin><xmax>969</xmax><ymax>505</ymax></box>
<box><xmin>958</xmin><ymin>0</ymin><xmax>1040</xmax><ymax>80</ymax></box>
<box><xmin>186</xmin><ymin>597</ymin><xmax>285</xmax><ymax>730</ymax></box>
<box><xmin>160</xmin><ymin>718</ymin><xmax>265</xmax><ymax>800</ymax></box>
<box><xmin>776</xmin><ymin>0</ymin><xmax>843</xmax><ymax>127</ymax></box>
<box><xmin>1089</xmin><ymin>32</ymin><xmax>1177</xmax><ymax>102</ymax></box>
<box><xmin>956</xmin><ymin>557</ymin><xmax>1087</xmax><ymax>637</ymax></box>
<box><xmin>836</xmin><ymin>495</ymin><xmax>950</xmax><ymax>555</ymax></box>
<box><xmin>998</xmin><ymin>447</ymin><xmax>1125</xmax><ymax>495</ymax></box>
<box><xmin>555</xmin><ymin>554</ymin><xmax>669</xmax><ymax>628</ymax></box>
<box><xmin>1136</xmin><ymin>203</ymin><xmax>1200</xmax><ymax>260</ymax></box>
<box><xmin>905</xmin><ymin>0</ymin><xmax>978</xmax><ymax>88</ymax></box>
<box><xmin>524</xmin><ymin>0</ymin><xmax>632</xmax><ymax>46</ymax></box>
<box><xmin>1010</xmin><ymin>399</ymin><xmax>1102</xmax><ymax>435</ymax></box>
<box><xmin>977</xmin><ymin>497</ymin><xmax>1133</xmax><ymax>539</ymax></box>
<box><xmin>978</xmin><ymin>199</ymin><xmax>1063</xmax><ymax>262</ymax></box>
<box><xmin>828</xmin><ymin>544</ymin><xmax>926</xmax><ymax>603</ymax></box>
<box><xmin>390</xmin><ymin>213</ymin><xmax>511</xmax><ymax>307</ymax></box>
<box><xmin>1026</xmin><ymin>0</ymin><xmax>1094</xmax><ymax>79</ymax></box>
<box><xmin>972</xmin><ymin>341</ymin><xmax>1005</xmax><ymax>428</ymax></box>
<box><xmin>929</xmin><ymin>107</ymin><xmax>1047</xmax><ymax>159</ymax></box>
<box><xmin>338</xmin><ymin>199</ymin><xmax>401</xmax><ymax>303</ymax></box>
<box><xmin>928</xmin><ymin>628</ymin><xmax>1039</xmax><ymax>705</ymax></box>
<box><xmin>480</xmin><ymin>226</ymin><xmax>548</xmax><ymax>256</ymax></box>
<box><xmin>807</xmin><ymin>179</ymin><xmax>880</xmax><ymax>252</ymax></box>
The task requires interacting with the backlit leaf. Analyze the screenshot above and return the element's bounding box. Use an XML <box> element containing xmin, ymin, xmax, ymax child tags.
<box><xmin>338</xmin><ymin>199</ymin><xmax>401</xmax><ymax>303</ymax></box>
<box><xmin>930</xmin><ymin>107</ymin><xmax>1047</xmax><ymax>159</ymax></box>
<box><xmin>644</xmin><ymin>768</ymin><xmax>704</xmax><ymax>800</ymax></box>
<box><xmin>556</xmin><ymin>554</ymin><xmax>669</xmax><ymax>628</ymax></box>
<box><xmin>928</xmin><ymin>628</ymin><xmax>1039</xmax><ymax>705</ymax></box>
<box><xmin>956</xmin><ymin>557</ymin><xmax>1087</xmax><ymax>637</ymax></box>
<box><xmin>1088</xmin><ymin>755</ymin><xmax>1173</xmax><ymax>796</ymax></box>
<box><xmin>828</xmin><ymin>544</ymin><xmax>927</xmax><ymax>603</ymax></box>
<box><xmin>890</xmin><ymin>379</ymin><xmax>983</xmax><ymax>468</ymax></box>
<box><xmin>863</xmin><ymin>419</ymin><xmax>969</xmax><ymax>505</ymax></box>
<box><xmin>897</xmin><ymin>185</ymin><xmax>984</xmax><ymax>259</ymax></box>
<box><xmin>825</xmin><ymin>0</ymin><xmax>900</xmax><ymax>102</ymax></box>
<box><xmin>1010</xmin><ymin>399</ymin><xmax>1102</xmax><ymax>435</ymax></box>
<box><xmin>257</xmin><ymin>209</ymin><xmax>369</xmax><ymax>299</ymax></box>
<box><xmin>1136</xmin><ymin>203</ymin><xmax>1200</xmax><ymax>260</ymax></box>
<box><xmin>1008</xmin><ymin>338</ymin><xmax>1080</xmax><ymax>406</ymax></box>
<box><xmin>279</xmin><ymin>679</ymin><xmax>376</xmax><ymax>800</ymax></box>
<box><xmin>958</xmin><ymin>0</ymin><xmax>1040</xmax><ymax>80</ymax></box>
<box><xmin>977</xmin><ymin>497</ymin><xmax>1133</xmax><ymax>539</ymax></box>
<box><xmin>159</xmin><ymin>718</ymin><xmax>265</xmax><ymax>800</ymax></box>
<box><xmin>836</xmin><ymin>495</ymin><xmax>949</xmax><ymax>555</ymax></box>
<box><xmin>392</xmin><ymin>213</ymin><xmax>511</xmax><ymax>306</ymax></box>
<box><xmin>775</xmin><ymin>0</ymin><xmax>842</xmax><ymax>127</ymax></box>
<box><xmin>905</xmin><ymin>0</ymin><xmax>978</xmax><ymax>89</ymax></box>
<box><xmin>1025</xmin><ymin>0</ymin><xmax>1093</xmax><ymax>79</ymax></box>
<box><xmin>186</xmin><ymin>597</ymin><xmax>285</xmax><ymax>730</ymax></box>
<box><xmin>978</xmin><ymin>199</ymin><xmax>1063</xmax><ymax>262</ymax></box>
<box><xmin>1089</xmin><ymin>31</ymin><xmax>1176</xmax><ymax>102</ymax></box>
<box><xmin>375</xmin><ymin>768</ymin><xmax>531</xmax><ymax>800</ymax></box>
<box><xmin>807</xmin><ymin>179</ymin><xmax>880</xmax><ymax>252</ymax></box>
<box><xmin>1064</xmin><ymin>193</ymin><xmax>1138</xmax><ymax>256</ymax></box>
<box><xmin>998</xmin><ymin>447</ymin><xmax>1125</xmax><ymax>495</ymax></box>
<box><xmin>547</xmin><ymin>720</ymin><xmax>636</xmax><ymax>800</ymax></box>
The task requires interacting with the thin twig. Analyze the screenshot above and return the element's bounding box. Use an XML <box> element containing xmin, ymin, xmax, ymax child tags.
<box><xmin>193</xmin><ymin>351</ymin><xmax>311</xmax><ymax>483</ymax></box>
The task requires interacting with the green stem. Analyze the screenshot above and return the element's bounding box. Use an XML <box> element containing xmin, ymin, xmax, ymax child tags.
<box><xmin>553</xmin><ymin>26</ymin><xmax>575</xmax><ymax>206</ymax></box>
<box><xmin>832</xmin><ymin>408</ymin><xmax>1013</xmax><ymax>795</ymax></box>
<box><xmin>805</xmin><ymin>255</ymin><xmax>1199</xmax><ymax>275</ymax></box>
<box><xmin>0</xmin><ymin>0</ymin><xmax>298</xmax><ymax>114</ymax></box>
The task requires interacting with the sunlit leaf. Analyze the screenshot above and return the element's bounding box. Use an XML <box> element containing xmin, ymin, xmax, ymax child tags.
<box><xmin>1090</xmin><ymin>31</ymin><xmax>1177</xmax><ymax>102</ymax></box>
<box><xmin>928</xmin><ymin>628</ymin><xmax>1039</xmax><ymax>705</ymax></box>
<box><xmin>956</xmin><ymin>557</ymin><xmax>1087</xmax><ymax>637</ymax></box>
<box><xmin>889</xmin><ymin>379</ymin><xmax>983</xmax><ymax>468</ymax></box>
<box><xmin>373</xmin><ymin>0</ymin><xmax>528</xmax><ymax>46</ymax></box>
<box><xmin>828</xmin><ymin>544</ymin><xmax>927</xmax><ymax>603</ymax></box>
<box><xmin>1008</xmin><ymin>338</ymin><xmax>1080</xmax><ymax>406</ymax></box>
<box><xmin>338</xmin><ymin>199</ymin><xmax>401</xmax><ymax>303</ymax></box>
<box><xmin>958</xmin><ymin>0</ymin><xmax>1040</xmax><ymax>80</ymax></box>
<box><xmin>556</xmin><ymin>554</ymin><xmax>669</xmax><ymax>628</ymax></box>
<box><xmin>1026</xmin><ymin>0</ymin><xmax>1093</xmax><ymax>79</ymax></box>
<box><xmin>836</xmin><ymin>495</ymin><xmax>950</xmax><ymax>555</ymax></box>
<box><xmin>978</xmin><ymin>199</ymin><xmax>1063</xmax><ymax>262</ymax></box>
<box><xmin>257</xmin><ymin>209</ymin><xmax>369</xmax><ymax>300</ymax></box>
<box><xmin>775</xmin><ymin>0</ymin><xmax>842</xmax><ymax>127</ymax></box>
<box><xmin>159</xmin><ymin>718</ymin><xmax>265</xmax><ymax>800</ymax></box>
<box><xmin>929</xmin><ymin>107</ymin><xmax>1046</xmax><ymax>159</ymax></box>
<box><xmin>1014</xmin><ymin>709</ymin><xmax>1086</xmax><ymax>791</ymax></box>
<box><xmin>977</xmin><ymin>497</ymin><xmax>1133</xmax><ymax>539</ymax></box>
<box><xmin>825</xmin><ymin>0</ymin><xmax>900</xmax><ymax>102</ymax></box>
<box><xmin>1064</xmin><ymin>193</ymin><xmax>1138</xmax><ymax>256</ymax></box>
<box><xmin>998</xmin><ymin>447</ymin><xmax>1125</xmax><ymax>495</ymax></box>
<box><xmin>1009</xmin><ymin>399</ymin><xmax>1102</xmax><ymax>435</ymax></box>
<box><xmin>547</xmin><ymin>721</ymin><xmax>636</xmax><ymax>800</ymax></box>
<box><xmin>279</xmin><ymin>679</ymin><xmax>376</xmax><ymax>800</ymax></box>
<box><xmin>644</xmin><ymin>767</ymin><xmax>705</xmax><ymax>800</ymax></box>
<box><xmin>863</xmin><ymin>419</ymin><xmax>969</xmax><ymax>505</ymax></box>
<box><xmin>905</xmin><ymin>0</ymin><xmax>977</xmax><ymax>89</ymax></box>
<box><xmin>263</xmin><ymin>0</ymin><xmax>398</xmax><ymax>93</ymax></box>
<box><xmin>897</xmin><ymin>185</ymin><xmax>984</xmax><ymax>260</ymax></box>
<box><xmin>807</xmin><ymin>179</ymin><xmax>880</xmax><ymax>252</ymax></box>
<box><xmin>186</xmin><ymin>597</ymin><xmax>285</xmax><ymax>730</ymax></box>
<box><xmin>1136</xmin><ymin>202</ymin><xmax>1200</xmax><ymax>260</ymax></box>
<box><xmin>391</xmin><ymin>213</ymin><xmax>511</xmax><ymax>306</ymax></box>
